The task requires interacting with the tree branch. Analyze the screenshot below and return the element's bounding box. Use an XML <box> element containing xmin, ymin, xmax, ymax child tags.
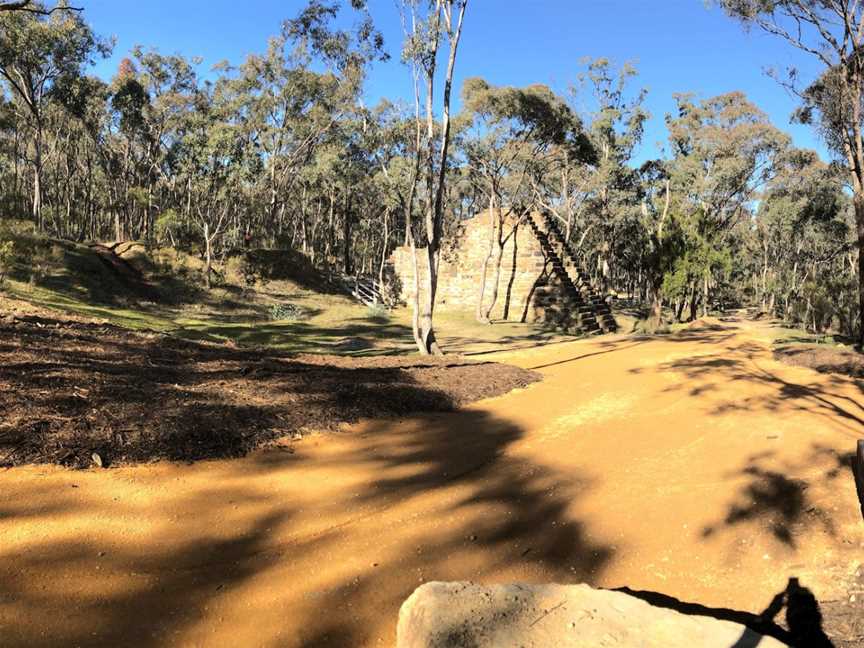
<box><xmin>0</xmin><ymin>0</ymin><xmax>82</xmax><ymax>14</ymax></box>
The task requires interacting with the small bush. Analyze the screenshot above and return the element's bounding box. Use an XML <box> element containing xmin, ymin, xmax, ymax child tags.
<box><xmin>366</xmin><ymin>303</ymin><xmax>390</xmax><ymax>320</ymax></box>
<box><xmin>29</xmin><ymin>244</ymin><xmax>54</xmax><ymax>286</ymax></box>
<box><xmin>632</xmin><ymin>317</ymin><xmax>670</xmax><ymax>335</ymax></box>
<box><xmin>269</xmin><ymin>302</ymin><xmax>305</xmax><ymax>321</ymax></box>
<box><xmin>225</xmin><ymin>253</ymin><xmax>261</xmax><ymax>287</ymax></box>
<box><xmin>0</xmin><ymin>239</ymin><xmax>14</xmax><ymax>284</ymax></box>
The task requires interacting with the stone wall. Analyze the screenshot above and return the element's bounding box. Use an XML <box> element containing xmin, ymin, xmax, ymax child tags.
<box><xmin>389</xmin><ymin>210</ymin><xmax>548</xmax><ymax>322</ymax></box>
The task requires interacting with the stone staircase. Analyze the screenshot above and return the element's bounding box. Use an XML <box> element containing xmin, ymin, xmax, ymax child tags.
<box><xmin>524</xmin><ymin>212</ymin><xmax>618</xmax><ymax>334</ymax></box>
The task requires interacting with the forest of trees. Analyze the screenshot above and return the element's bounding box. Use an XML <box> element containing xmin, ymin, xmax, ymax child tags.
<box><xmin>1</xmin><ymin>0</ymin><xmax>863</xmax><ymax>352</ymax></box>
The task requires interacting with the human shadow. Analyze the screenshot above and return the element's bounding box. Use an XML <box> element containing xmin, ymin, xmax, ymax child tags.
<box><xmin>618</xmin><ymin>577</ymin><xmax>835</xmax><ymax>647</ymax></box>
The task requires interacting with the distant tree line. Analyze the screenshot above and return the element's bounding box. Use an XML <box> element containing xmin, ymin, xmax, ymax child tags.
<box><xmin>0</xmin><ymin>0</ymin><xmax>860</xmax><ymax>350</ymax></box>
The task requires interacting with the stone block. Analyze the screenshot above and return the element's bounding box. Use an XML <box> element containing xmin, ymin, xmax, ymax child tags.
<box><xmin>396</xmin><ymin>582</ymin><xmax>788</xmax><ymax>648</ymax></box>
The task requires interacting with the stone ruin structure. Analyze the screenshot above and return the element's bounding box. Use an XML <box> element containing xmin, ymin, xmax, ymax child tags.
<box><xmin>388</xmin><ymin>210</ymin><xmax>617</xmax><ymax>335</ymax></box>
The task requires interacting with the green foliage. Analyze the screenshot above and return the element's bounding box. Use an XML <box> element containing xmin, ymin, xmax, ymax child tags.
<box><xmin>461</xmin><ymin>77</ymin><xmax>595</xmax><ymax>161</ymax></box>
<box><xmin>227</xmin><ymin>249</ymin><xmax>336</xmax><ymax>293</ymax></box>
<box><xmin>269</xmin><ymin>302</ymin><xmax>305</xmax><ymax>321</ymax></box>
<box><xmin>366</xmin><ymin>302</ymin><xmax>389</xmax><ymax>320</ymax></box>
<box><xmin>154</xmin><ymin>209</ymin><xmax>197</xmax><ymax>248</ymax></box>
<box><xmin>1</xmin><ymin>0</ymin><xmax>862</xmax><ymax>346</ymax></box>
<box><xmin>0</xmin><ymin>238</ymin><xmax>14</xmax><ymax>283</ymax></box>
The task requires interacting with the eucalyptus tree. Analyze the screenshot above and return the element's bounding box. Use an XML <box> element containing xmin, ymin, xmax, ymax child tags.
<box><xmin>40</xmin><ymin>72</ymin><xmax>109</xmax><ymax>239</ymax></box>
<box><xmin>106</xmin><ymin>49</ymin><xmax>201</xmax><ymax>242</ymax></box>
<box><xmin>634</xmin><ymin>159</ymin><xmax>672</xmax><ymax>323</ymax></box>
<box><xmin>661</xmin><ymin>92</ymin><xmax>789</xmax><ymax>320</ymax></box>
<box><xmin>460</xmin><ymin>77</ymin><xmax>594</xmax><ymax>322</ymax></box>
<box><xmin>748</xmin><ymin>149</ymin><xmax>853</xmax><ymax>331</ymax></box>
<box><xmin>0</xmin><ymin>0</ymin><xmax>80</xmax><ymax>15</ymax></box>
<box><xmin>173</xmin><ymin>75</ymin><xmax>248</xmax><ymax>289</ymax></box>
<box><xmin>0</xmin><ymin>3</ymin><xmax>108</xmax><ymax>226</ymax></box>
<box><xmin>566</xmin><ymin>59</ymin><xmax>648</xmax><ymax>293</ymax></box>
<box><xmin>236</xmin><ymin>0</ymin><xmax>385</xmax><ymax>239</ymax></box>
<box><xmin>718</xmin><ymin>0</ymin><xmax>864</xmax><ymax>343</ymax></box>
<box><xmin>399</xmin><ymin>0</ymin><xmax>467</xmax><ymax>355</ymax></box>
<box><xmin>236</xmin><ymin>34</ymin><xmax>343</xmax><ymax>236</ymax></box>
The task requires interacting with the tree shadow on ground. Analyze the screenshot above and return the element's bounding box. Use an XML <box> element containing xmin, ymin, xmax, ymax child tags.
<box><xmin>524</xmin><ymin>321</ymin><xmax>742</xmax><ymax>371</ymax></box>
<box><xmin>637</xmin><ymin>336</ymin><xmax>862</xmax><ymax>547</ymax></box>
<box><xmin>171</xmin><ymin>317</ymin><xmax>416</xmax><ymax>355</ymax></box>
<box><xmin>445</xmin><ymin>331</ymin><xmax>577</xmax><ymax>357</ymax></box>
<box><xmin>0</xmin><ymin>482</ymin><xmax>303</xmax><ymax>647</ymax></box>
<box><xmin>0</xmin><ymin>407</ymin><xmax>612</xmax><ymax>648</ymax></box>
<box><xmin>278</xmin><ymin>409</ymin><xmax>614</xmax><ymax>647</ymax></box>
<box><xmin>699</xmin><ymin>445</ymin><xmax>851</xmax><ymax>548</ymax></box>
<box><xmin>775</xmin><ymin>344</ymin><xmax>864</xmax><ymax>380</ymax></box>
<box><xmin>642</xmin><ymin>336</ymin><xmax>864</xmax><ymax>432</ymax></box>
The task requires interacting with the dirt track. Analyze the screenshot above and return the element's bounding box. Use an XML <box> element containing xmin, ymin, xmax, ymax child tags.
<box><xmin>1</xmin><ymin>318</ymin><xmax>863</xmax><ymax>646</ymax></box>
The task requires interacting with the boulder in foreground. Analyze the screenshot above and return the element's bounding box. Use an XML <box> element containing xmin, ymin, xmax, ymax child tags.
<box><xmin>397</xmin><ymin>581</ymin><xmax>788</xmax><ymax>648</ymax></box>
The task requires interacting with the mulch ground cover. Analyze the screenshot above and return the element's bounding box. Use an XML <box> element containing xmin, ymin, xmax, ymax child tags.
<box><xmin>0</xmin><ymin>314</ymin><xmax>540</xmax><ymax>467</ymax></box>
<box><xmin>774</xmin><ymin>344</ymin><xmax>864</xmax><ymax>379</ymax></box>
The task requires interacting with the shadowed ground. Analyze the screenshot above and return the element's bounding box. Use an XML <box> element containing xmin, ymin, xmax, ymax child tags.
<box><xmin>1</xmin><ymin>317</ymin><xmax>862</xmax><ymax>646</ymax></box>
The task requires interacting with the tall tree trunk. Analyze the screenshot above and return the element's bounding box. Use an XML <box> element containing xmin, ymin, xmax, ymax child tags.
<box><xmin>408</xmin><ymin>234</ymin><xmax>424</xmax><ymax>351</ymax></box>
<box><xmin>482</xmin><ymin>219</ymin><xmax>505</xmax><ymax>322</ymax></box>
<box><xmin>649</xmin><ymin>286</ymin><xmax>663</xmax><ymax>327</ymax></box>
<box><xmin>419</xmin><ymin>53</ymin><xmax>440</xmax><ymax>356</ymax></box>
<box><xmin>416</xmin><ymin>0</ymin><xmax>465</xmax><ymax>356</ymax></box>
<box><xmin>378</xmin><ymin>209</ymin><xmax>390</xmax><ymax>284</ymax></box>
<box><xmin>562</xmin><ymin>163</ymin><xmax>573</xmax><ymax>240</ymax></box>
<box><xmin>204</xmin><ymin>221</ymin><xmax>212</xmax><ymax>290</ymax></box>
<box><xmin>689</xmin><ymin>283</ymin><xmax>699</xmax><ymax>322</ymax></box>
<box><xmin>856</xmin><ymin>195</ymin><xmax>864</xmax><ymax>347</ymax></box>
<box><xmin>475</xmin><ymin>195</ymin><xmax>496</xmax><ymax>323</ymax></box>
<box><xmin>761</xmin><ymin>240</ymin><xmax>769</xmax><ymax>311</ymax></box>
<box><xmin>32</xmin><ymin>127</ymin><xmax>43</xmax><ymax>228</ymax></box>
<box><xmin>327</xmin><ymin>188</ymin><xmax>335</xmax><ymax>262</ymax></box>
<box><xmin>343</xmin><ymin>192</ymin><xmax>352</xmax><ymax>275</ymax></box>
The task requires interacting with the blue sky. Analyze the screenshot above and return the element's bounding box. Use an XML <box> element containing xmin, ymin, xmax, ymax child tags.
<box><xmin>78</xmin><ymin>0</ymin><xmax>828</xmax><ymax>164</ymax></box>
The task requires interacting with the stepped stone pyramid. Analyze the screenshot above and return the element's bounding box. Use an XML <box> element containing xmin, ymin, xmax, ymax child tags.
<box><xmin>388</xmin><ymin>209</ymin><xmax>617</xmax><ymax>335</ymax></box>
<box><xmin>524</xmin><ymin>211</ymin><xmax>617</xmax><ymax>335</ymax></box>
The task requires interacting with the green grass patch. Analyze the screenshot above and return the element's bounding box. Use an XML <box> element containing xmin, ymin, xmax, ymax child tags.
<box><xmin>0</xmin><ymin>228</ymin><xmax>597</xmax><ymax>356</ymax></box>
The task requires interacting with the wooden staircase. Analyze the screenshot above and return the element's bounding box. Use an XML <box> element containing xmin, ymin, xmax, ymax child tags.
<box><xmin>340</xmin><ymin>273</ymin><xmax>391</xmax><ymax>308</ymax></box>
<box><xmin>524</xmin><ymin>212</ymin><xmax>618</xmax><ymax>334</ymax></box>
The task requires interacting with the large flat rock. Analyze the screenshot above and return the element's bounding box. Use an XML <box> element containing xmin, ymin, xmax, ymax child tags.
<box><xmin>397</xmin><ymin>582</ymin><xmax>788</xmax><ymax>648</ymax></box>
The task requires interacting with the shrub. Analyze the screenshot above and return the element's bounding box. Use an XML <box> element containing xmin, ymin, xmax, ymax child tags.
<box><xmin>632</xmin><ymin>317</ymin><xmax>670</xmax><ymax>335</ymax></box>
<box><xmin>28</xmin><ymin>244</ymin><xmax>54</xmax><ymax>286</ymax></box>
<box><xmin>0</xmin><ymin>239</ymin><xmax>14</xmax><ymax>284</ymax></box>
<box><xmin>366</xmin><ymin>303</ymin><xmax>390</xmax><ymax>320</ymax></box>
<box><xmin>225</xmin><ymin>253</ymin><xmax>262</xmax><ymax>287</ymax></box>
<box><xmin>269</xmin><ymin>302</ymin><xmax>305</xmax><ymax>321</ymax></box>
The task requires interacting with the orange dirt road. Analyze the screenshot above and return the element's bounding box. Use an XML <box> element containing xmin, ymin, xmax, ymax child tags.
<box><xmin>1</xmin><ymin>319</ymin><xmax>862</xmax><ymax>647</ymax></box>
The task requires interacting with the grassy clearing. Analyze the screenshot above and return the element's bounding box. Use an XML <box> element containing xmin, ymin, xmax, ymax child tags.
<box><xmin>0</xmin><ymin>232</ymin><xmax>582</xmax><ymax>355</ymax></box>
<box><xmin>6</xmin><ymin>277</ymin><xmax>578</xmax><ymax>355</ymax></box>
<box><xmin>768</xmin><ymin>326</ymin><xmax>852</xmax><ymax>348</ymax></box>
